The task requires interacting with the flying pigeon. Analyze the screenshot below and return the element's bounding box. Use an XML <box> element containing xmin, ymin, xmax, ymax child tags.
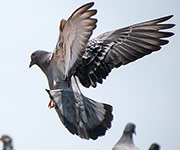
<box><xmin>149</xmin><ymin>143</ymin><xmax>160</xmax><ymax>150</ymax></box>
<box><xmin>112</xmin><ymin>123</ymin><xmax>139</xmax><ymax>150</ymax></box>
<box><xmin>29</xmin><ymin>2</ymin><xmax>174</xmax><ymax>140</ymax></box>
<box><xmin>0</xmin><ymin>135</ymin><xmax>13</xmax><ymax>150</ymax></box>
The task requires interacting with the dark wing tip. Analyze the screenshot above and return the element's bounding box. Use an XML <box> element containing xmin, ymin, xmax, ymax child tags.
<box><xmin>166</xmin><ymin>24</ymin><xmax>176</xmax><ymax>28</ymax></box>
<box><xmin>68</xmin><ymin>2</ymin><xmax>96</xmax><ymax>20</ymax></box>
<box><xmin>78</xmin><ymin>2</ymin><xmax>95</xmax><ymax>9</ymax></box>
<box><xmin>158</xmin><ymin>14</ymin><xmax>174</xmax><ymax>23</ymax></box>
<box><xmin>78</xmin><ymin>2</ymin><xmax>95</xmax><ymax>12</ymax></box>
<box><xmin>78</xmin><ymin>2</ymin><xmax>95</xmax><ymax>10</ymax></box>
<box><xmin>104</xmin><ymin>103</ymin><xmax>113</xmax><ymax>128</ymax></box>
<box><xmin>87</xmin><ymin>103</ymin><xmax>113</xmax><ymax>140</ymax></box>
<box><xmin>87</xmin><ymin>2</ymin><xmax>95</xmax><ymax>7</ymax></box>
<box><xmin>159</xmin><ymin>15</ymin><xmax>175</xmax><ymax>29</ymax></box>
<box><xmin>165</xmin><ymin>14</ymin><xmax>173</xmax><ymax>19</ymax></box>
<box><xmin>85</xmin><ymin>2</ymin><xmax>94</xmax><ymax>7</ymax></box>
<box><xmin>171</xmin><ymin>24</ymin><xmax>176</xmax><ymax>27</ymax></box>
<box><xmin>132</xmin><ymin>14</ymin><xmax>175</xmax><ymax>27</ymax></box>
<box><xmin>170</xmin><ymin>32</ymin><xmax>175</xmax><ymax>36</ymax></box>
<box><xmin>162</xmin><ymin>31</ymin><xmax>175</xmax><ymax>38</ymax></box>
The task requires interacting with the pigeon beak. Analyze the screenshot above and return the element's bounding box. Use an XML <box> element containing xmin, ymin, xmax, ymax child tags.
<box><xmin>29</xmin><ymin>61</ymin><xmax>34</xmax><ymax>68</ymax></box>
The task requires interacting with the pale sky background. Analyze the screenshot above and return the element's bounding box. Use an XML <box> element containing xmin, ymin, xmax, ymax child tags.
<box><xmin>0</xmin><ymin>0</ymin><xmax>179</xmax><ymax>150</ymax></box>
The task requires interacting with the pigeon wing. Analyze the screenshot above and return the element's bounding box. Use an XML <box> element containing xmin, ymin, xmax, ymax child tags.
<box><xmin>75</xmin><ymin>15</ymin><xmax>175</xmax><ymax>87</ymax></box>
<box><xmin>52</xmin><ymin>2</ymin><xmax>97</xmax><ymax>78</ymax></box>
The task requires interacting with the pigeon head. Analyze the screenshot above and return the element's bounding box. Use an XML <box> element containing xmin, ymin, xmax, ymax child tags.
<box><xmin>0</xmin><ymin>135</ymin><xmax>13</xmax><ymax>149</ymax></box>
<box><xmin>114</xmin><ymin>123</ymin><xmax>137</xmax><ymax>146</ymax></box>
<box><xmin>29</xmin><ymin>50</ymin><xmax>50</xmax><ymax>69</ymax></box>
<box><xmin>149</xmin><ymin>143</ymin><xmax>160</xmax><ymax>150</ymax></box>
<box><xmin>123</xmin><ymin>123</ymin><xmax>136</xmax><ymax>136</ymax></box>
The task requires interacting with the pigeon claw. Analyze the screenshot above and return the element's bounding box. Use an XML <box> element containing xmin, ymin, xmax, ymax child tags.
<box><xmin>48</xmin><ymin>99</ymin><xmax>55</xmax><ymax>109</ymax></box>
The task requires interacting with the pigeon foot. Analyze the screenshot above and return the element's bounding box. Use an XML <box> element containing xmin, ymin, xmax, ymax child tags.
<box><xmin>48</xmin><ymin>100</ymin><xmax>55</xmax><ymax>109</ymax></box>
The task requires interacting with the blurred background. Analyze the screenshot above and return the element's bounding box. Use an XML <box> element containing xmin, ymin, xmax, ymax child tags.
<box><xmin>0</xmin><ymin>0</ymin><xmax>179</xmax><ymax>150</ymax></box>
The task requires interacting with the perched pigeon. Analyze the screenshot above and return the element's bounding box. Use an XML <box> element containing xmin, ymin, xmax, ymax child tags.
<box><xmin>29</xmin><ymin>2</ymin><xmax>174</xmax><ymax>140</ymax></box>
<box><xmin>0</xmin><ymin>135</ymin><xmax>13</xmax><ymax>150</ymax></box>
<box><xmin>149</xmin><ymin>143</ymin><xmax>160</xmax><ymax>150</ymax></box>
<box><xmin>112</xmin><ymin>123</ymin><xmax>139</xmax><ymax>150</ymax></box>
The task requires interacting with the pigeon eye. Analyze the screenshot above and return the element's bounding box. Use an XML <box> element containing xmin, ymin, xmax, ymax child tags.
<box><xmin>31</xmin><ymin>54</ymin><xmax>35</xmax><ymax>59</ymax></box>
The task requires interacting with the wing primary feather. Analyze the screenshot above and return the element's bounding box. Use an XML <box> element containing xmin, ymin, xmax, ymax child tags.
<box><xmin>133</xmin><ymin>24</ymin><xmax>175</xmax><ymax>31</ymax></box>
<box><xmin>131</xmin><ymin>15</ymin><xmax>174</xmax><ymax>27</ymax></box>
<box><xmin>68</xmin><ymin>2</ymin><xmax>95</xmax><ymax>19</ymax></box>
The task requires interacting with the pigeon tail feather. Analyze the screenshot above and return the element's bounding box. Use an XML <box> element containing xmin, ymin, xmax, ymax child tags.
<box><xmin>45</xmin><ymin>88</ymin><xmax>113</xmax><ymax>140</ymax></box>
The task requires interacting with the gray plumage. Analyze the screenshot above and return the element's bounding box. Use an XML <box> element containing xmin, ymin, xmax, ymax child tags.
<box><xmin>112</xmin><ymin>123</ymin><xmax>139</xmax><ymax>150</ymax></box>
<box><xmin>76</xmin><ymin>15</ymin><xmax>175</xmax><ymax>87</ymax></box>
<box><xmin>29</xmin><ymin>2</ymin><xmax>174</xmax><ymax>140</ymax></box>
<box><xmin>45</xmin><ymin>76</ymin><xmax>112</xmax><ymax>140</ymax></box>
<box><xmin>149</xmin><ymin>143</ymin><xmax>160</xmax><ymax>150</ymax></box>
<box><xmin>30</xmin><ymin>3</ymin><xmax>112</xmax><ymax>140</ymax></box>
<box><xmin>0</xmin><ymin>135</ymin><xmax>13</xmax><ymax>150</ymax></box>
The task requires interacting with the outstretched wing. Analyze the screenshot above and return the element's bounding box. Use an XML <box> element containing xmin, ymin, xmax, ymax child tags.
<box><xmin>52</xmin><ymin>2</ymin><xmax>97</xmax><ymax>78</ymax></box>
<box><xmin>75</xmin><ymin>15</ymin><xmax>175</xmax><ymax>88</ymax></box>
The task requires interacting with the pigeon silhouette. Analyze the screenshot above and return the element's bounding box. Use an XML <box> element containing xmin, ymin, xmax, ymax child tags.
<box><xmin>112</xmin><ymin>123</ymin><xmax>139</xmax><ymax>150</ymax></box>
<box><xmin>29</xmin><ymin>2</ymin><xmax>174</xmax><ymax>140</ymax></box>
<box><xmin>0</xmin><ymin>135</ymin><xmax>13</xmax><ymax>150</ymax></box>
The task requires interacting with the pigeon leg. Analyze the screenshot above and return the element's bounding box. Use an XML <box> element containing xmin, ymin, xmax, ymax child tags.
<box><xmin>48</xmin><ymin>99</ymin><xmax>55</xmax><ymax>109</ymax></box>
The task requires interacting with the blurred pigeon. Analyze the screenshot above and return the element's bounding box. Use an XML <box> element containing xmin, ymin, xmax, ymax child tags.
<box><xmin>29</xmin><ymin>2</ymin><xmax>174</xmax><ymax>140</ymax></box>
<box><xmin>149</xmin><ymin>143</ymin><xmax>160</xmax><ymax>150</ymax></box>
<box><xmin>112</xmin><ymin>123</ymin><xmax>139</xmax><ymax>150</ymax></box>
<box><xmin>0</xmin><ymin>135</ymin><xmax>13</xmax><ymax>150</ymax></box>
